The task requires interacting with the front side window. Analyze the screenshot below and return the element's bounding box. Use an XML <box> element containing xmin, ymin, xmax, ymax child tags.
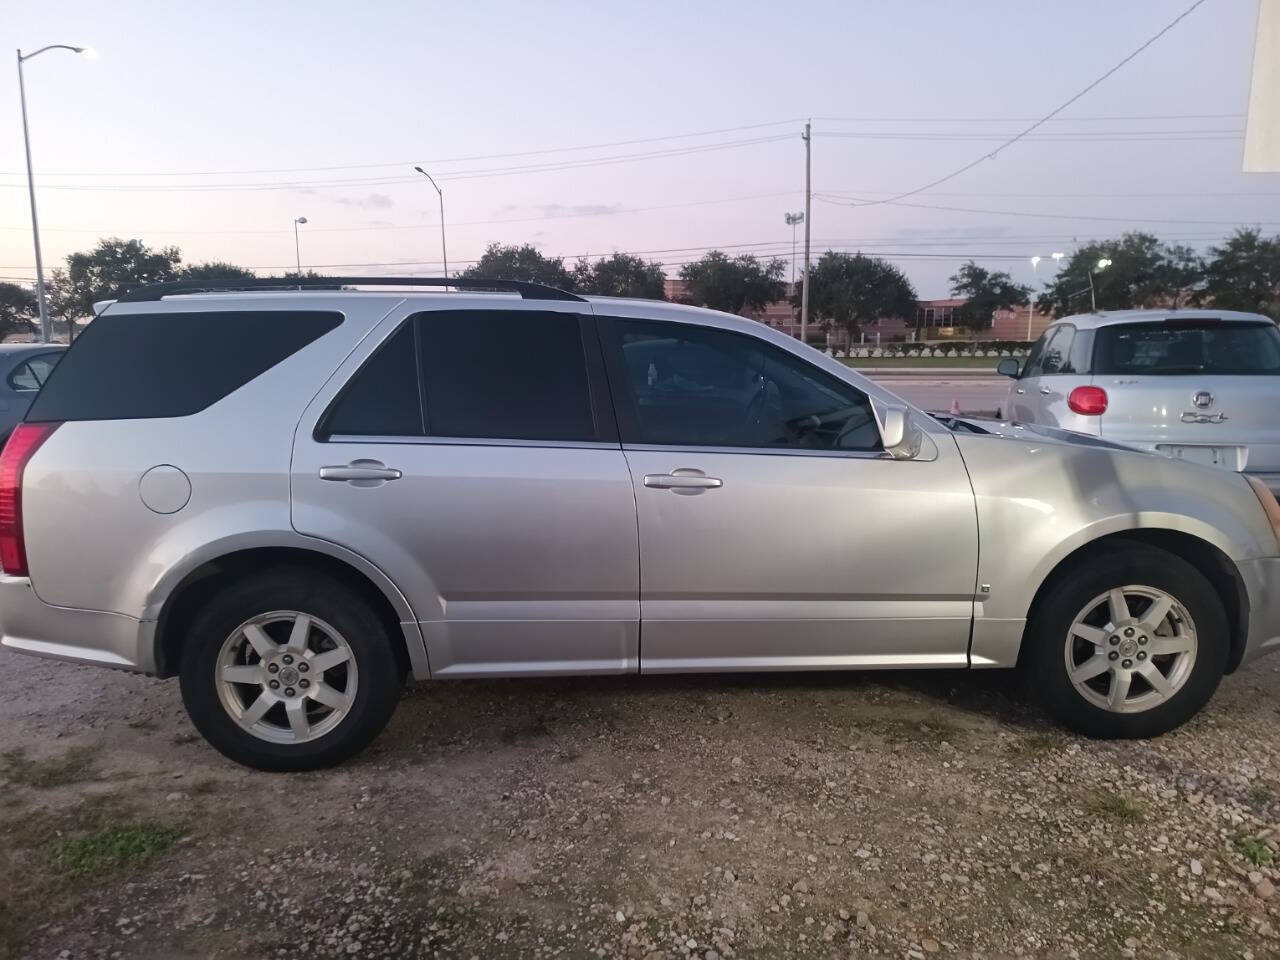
<box><xmin>606</xmin><ymin>319</ymin><xmax>881</xmax><ymax>452</ymax></box>
<box><xmin>1041</xmin><ymin>325</ymin><xmax>1076</xmax><ymax>375</ymax></box>
<box><xmin>1022</xmin><ymin>327</ymin><xmax>1055</xmax><ymax>377</ymax></box>
<box><xmin>1094</xmin><ymin>321</ymin><xmax>1280</xmax><ymax>375</ymax></box>
<box><xmin>417</xmin><ymin>310</ymin><xmax>597</xmax><ymax>441</ymax></box>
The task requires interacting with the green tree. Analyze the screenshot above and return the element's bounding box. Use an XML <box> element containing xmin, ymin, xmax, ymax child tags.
<box><xmin>459</xmin><ymin>243</ymin><xmax>575</xmax><ymax>290</ymax></box>
<box><xmin>179</xmin><ymin>261</ymin><xmax>257</xmax><ymax>282</ymax></box>
<box><xmin>948</xmin><ymin>261</ymin><xmax>1030</xmax><ymax>336</ymax></box>
<box><xmin>62</xmin><ymin>238</ymin><xmax>183</xmax><ymax>337</ymax></box>
<box><xmin>804</xmin><ymin>251</ymin><xmax>917</xmax><ymax>346</ymax></box>
<box><xmin>571</xmin><ymin>253</ymin><xmax>666</xmax><ymax>299</ymax></box>
<box><xmin>1036</xmin><ymin>232</ymin><xmax>1203</xmax><ymax>317</ymax></box>
<box><xmin>679</xmin><ymin>250</ymin><xmax>785</xmax><ymax>314</ymax></box>
<box><xmin>1204</xmin><ymin>228</ymin><xmax>1280</xmax><ymax>318</ymax></box>
<box><xmin>0</xmin><ymin>282</ymin><xmax>37</xmax><ymax>340</ymax></box>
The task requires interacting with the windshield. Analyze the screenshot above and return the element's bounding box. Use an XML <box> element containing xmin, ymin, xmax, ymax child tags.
<box><xmin>1093</xmin><ymin>321</ymin><xmax>1280</xmax><ymax>376</ymax></box>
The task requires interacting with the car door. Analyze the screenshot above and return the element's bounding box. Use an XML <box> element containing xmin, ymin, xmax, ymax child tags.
<box><xmin>1033</xmin><ymin>324</ymin><xmax>1086</xmax><ymax>425</ymax></box>
<box><xmin>291</xmin><ymin>303</ymin><xmax>639</xmax><ymax>677</ymax></box>
<box><xmin>1008</xmin><ymin>326</ymin><xmax>1055</xmax><ymax>422</ymax></box>
<box><xmin>595</xmin><ymin>310</ymin><xmax>979</xmax><ymax>673</ymax></box>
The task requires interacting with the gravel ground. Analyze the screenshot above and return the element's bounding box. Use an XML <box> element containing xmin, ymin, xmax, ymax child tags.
<box><xmin>1</xmin><ymin>646</ymin><xmax>1279</xmax><ymax>960</ymax></box>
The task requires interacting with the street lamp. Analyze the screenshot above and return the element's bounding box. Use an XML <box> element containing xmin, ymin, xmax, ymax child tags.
<box><xmin>1088</xmin><ymin>257</ymin><xmax>1112</xmax><ymax>312</ymax></box>
<box><xmin>16</xmin><ymin>43</ymin><xmax>94</xmax><ymax>343</ymax></box>
<box><xmin>1027</xmin><ymin>256</ymin><xmax>1042</xmax><ymax>340</ymax></box>
<box><xmin>1051</xmin><ymin>251</ymin><xmax>1065</xmax><ymax>266</ymax></box>
<box><xmin>784</xmin><ymin>212</ymin><xmax>804</xmax><ymax>288</ymax></box>
<box><xmin>292</xmin><ymin>217</ymin><xmax>307</xmax><ymax>276</ymax></box>
<box><xmin>412</xmin><ymin>167</ymin><xmax>448</xmax><ymax>278</ymax></box>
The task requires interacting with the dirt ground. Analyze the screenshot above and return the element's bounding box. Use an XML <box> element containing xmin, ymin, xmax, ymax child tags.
<box><xmin>1</xmin><ymin>647</ymin><xmax>1279</xmax><ymax>960</ymax></box>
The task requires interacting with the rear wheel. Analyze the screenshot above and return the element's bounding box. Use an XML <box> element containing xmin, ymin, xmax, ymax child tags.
<box><xmin>1024</xmin><ymin>543</ymin><xmax>1227</xmax><ymax>739</ymax></box>
<box><xmin>178</xmin><ymin>569</ymin><xmax>404</xmax><ymax>770</ymax></box>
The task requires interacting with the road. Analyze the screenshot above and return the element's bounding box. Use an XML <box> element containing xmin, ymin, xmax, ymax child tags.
<box><xmin>862</xmin><ymin>372</ymin><xmax>1008</xmax><ymax>416</ymax></box>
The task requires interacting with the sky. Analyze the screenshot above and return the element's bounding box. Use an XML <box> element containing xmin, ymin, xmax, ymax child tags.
<box><xmin>4</xmin><ymin>0</ymin><xmax>1278</xmax><ymax>298</ymax></box>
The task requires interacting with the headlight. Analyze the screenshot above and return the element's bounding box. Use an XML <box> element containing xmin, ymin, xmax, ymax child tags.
<box><xmin>1245</xmin><ymin>475</ymin><xmax>1280</xmax><ymax>548</ymax></box>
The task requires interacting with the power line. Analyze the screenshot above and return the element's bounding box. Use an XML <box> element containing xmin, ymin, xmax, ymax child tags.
<box><xmin>0</xmin><ymin>134</ymin><xmax>793</xmax><ymax>193</ymax></box>
<box><xmin>849</xmin><ymin>0</ymin><xmax>1213</xmax><ymax>208</ymax></box>
<box><xmin>814</xmin><ymin>193</ymin><xmax>1280</xmax><ymax>226</ymax></box>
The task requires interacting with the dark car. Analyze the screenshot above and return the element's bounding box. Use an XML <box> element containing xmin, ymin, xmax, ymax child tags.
<box><xmin>0</xmin><ymin>344</ymin><xmax>66</xmax><ymax>444</ymax></box>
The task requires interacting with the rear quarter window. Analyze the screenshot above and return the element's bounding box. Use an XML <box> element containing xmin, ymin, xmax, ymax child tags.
<box><xmin>27</xmin><ymin>310</ymin><xmax>342</xmax><ymax>422</ymax></box>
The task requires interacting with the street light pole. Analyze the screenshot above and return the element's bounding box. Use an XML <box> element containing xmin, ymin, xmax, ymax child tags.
<box><xmin>293</xmin><ymin>217</ymin><xmax>307</xmax><ymax>276</ymax></box>
<box><xmin>413</xmin><ymin>167</ymin><xmax>448</xmax><ymax>277</ymax></box>
<box><xmin>784</xmin><ymin>211</ymin><xmax>803</xmax><ymax>337</ymax></box>
<box><xmin>16</xmin><ymin>44</ymin><xmax>92</xmax><ymax>343</ymax></box>
<box><xmin>800</xmin><ymin>121</ymin><xmax>812</xmax><ymax>346</ymax></box>
<box><xmin>1089</xmin><ymin>257</ymin><xmax>1112</xmax><ymax>312</ymax></box>
<box><xmin>1027</xmin><ymin>256</ymin><xmax>1041</xmax><ymax>340</ymax></box>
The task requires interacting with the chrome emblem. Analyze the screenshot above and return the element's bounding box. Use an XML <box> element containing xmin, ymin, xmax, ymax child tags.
<box><xmin>1180</xmin><ymin>411</ymin><xmax>1229</xmax><ymax>424</ymax></box>
<box><xmin>1192</xmin><ymin>390</ymin><xmax>1214</xmax><ymax>408</ymax></box>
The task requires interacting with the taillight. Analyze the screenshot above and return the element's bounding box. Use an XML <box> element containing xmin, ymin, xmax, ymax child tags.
<box><xmin>1068</xmin><ymin>385</ymin><xmax>1108</xmax><ymax>416</ymax></box>
<box><xmin>0</xmin><ymin>422</ymin><xmax>59</xmax><ymax>576</ymax></box>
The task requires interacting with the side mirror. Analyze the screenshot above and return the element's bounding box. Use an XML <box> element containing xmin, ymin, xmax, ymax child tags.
<box><xmin>996</xmin><ymin>358</ymin><xmax>1021</xmax><ymax>378</ymax></box>
<box><xmin>873</xmin><ymin>402</ymin><xmax>923</xmax><ymax>460</ymax></box>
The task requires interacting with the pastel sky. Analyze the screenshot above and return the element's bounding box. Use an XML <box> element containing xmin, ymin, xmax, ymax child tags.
<box><xmin>4</xmin><ymin>0</ymin><xmax>1277</xmax><ymax>298</ymax></box>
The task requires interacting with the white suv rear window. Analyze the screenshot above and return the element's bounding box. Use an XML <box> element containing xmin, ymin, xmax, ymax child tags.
<box><xmin>1093</xmin><ymin>321</ymin><xmax>1280</xmax><ymax>376</ymax></box>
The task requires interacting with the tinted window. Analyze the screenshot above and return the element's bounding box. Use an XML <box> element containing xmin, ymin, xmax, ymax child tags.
<box><xmin>7</xmin><ymin>354</ymin><xmax>59</xmax><ymax>391</ymax></box>
<box><xmin>27</xmin><ymin>311</ymin><xmax>341</xmax><ymax>422</ymax></box>
<box><xmin>1067</xmin><ymin>328</ymin><xmax>1094</xmax><ymax>375</ymax></box>
<box><xmin>1094</xmin><ymin>321</ymin><xmax>1280</xmax><ymax>375</ymax></box>
<box><xmin>323</xmin><ymin>323</ymin><xmax>422</xmax><ymax>437</ymax></box>
<box><xmin>417</xmin><ymin>310</ymin><xmax>596</xmax><ymax>441</ymax></box>
<box><xmin>609</xmin><ymin>319</ymin><xmax>881</xmax><ymax>451</ymax></box>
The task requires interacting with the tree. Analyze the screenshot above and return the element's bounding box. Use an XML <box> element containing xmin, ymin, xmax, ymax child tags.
<box><xmin>1036</xmin><ymin>232</ymin><xmax>1204</xmax><ymax>317</ymax></box>
<box><xmin>1204</xmin><ymin>228</ymin><xmax>1280</xmax><ymax>318</ymax></box>
<box><xmin>0</xmin><ymin>282</ymin><xmax>37</xmax><ymax>341</ymax></box>
<box><xmin>571</xmin><ymin>253</ymin><xmax>666</xmax><ymax>299</ymax></box>
<box><xmin>678</xmin><ymin>251</ymin><xmax>785</xmax><ymax>314</ymax></box>
<box><xmin>61</xmin><ymin>238</ymin><xmax>183</xmax><ymax>337</ymax></box>
<box><xmin>804</xmin><ymin>251</ymin><xmax>917</xmax><ymax>346</ymax></box>
<box><xmin>459</xmin><ymin>243</ymin><xmax>575</xmax><ymax>290</ymax></box>
<box><xmin>180</xmin><ymin>261</ymin><xmax>257</xmax><ymax>282</ymax></box>
<box><xmin>948</xmin><ymin>261</ymin><xmax>1030</xmax><ymax>336</ymax></box>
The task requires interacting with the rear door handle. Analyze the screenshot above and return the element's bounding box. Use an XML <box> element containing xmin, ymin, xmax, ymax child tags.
<box><xmin>1039</xmin><ymin>387</ymin><xmax>1052</xmax><ymax>396</ymax></box>
<box><xmin>320</xmin><ymin>460</ymin><xmax>402</xmax><ymax>484</ymax></box>
<box><xmin>643</xmin><ymin>473</ymin><xmax>723</xmax><ymax>490</ymax></box>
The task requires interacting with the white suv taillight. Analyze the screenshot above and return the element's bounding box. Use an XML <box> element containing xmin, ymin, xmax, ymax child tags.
<box><xmin>0</xmin><ymin>422</ymin><xmax>60</xmax><ymax>576</ymax></box>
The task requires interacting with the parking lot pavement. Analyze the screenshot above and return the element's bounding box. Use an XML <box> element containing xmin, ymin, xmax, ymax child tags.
<box><xmin>2</xmin><ymin>647</ymin><xmax>1279</xmax><ymax>959</ymax></box>
<box><xmin>866</xmin><ymin>374</ymin><xmax>1009</xmax><ymax>416</ymax></box>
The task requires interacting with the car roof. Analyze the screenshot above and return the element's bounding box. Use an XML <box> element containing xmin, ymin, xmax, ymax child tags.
<box><xmin>1056</xmin><ymin>308</ymin><xmax>1275</xmax><ymax>329</ymax></box>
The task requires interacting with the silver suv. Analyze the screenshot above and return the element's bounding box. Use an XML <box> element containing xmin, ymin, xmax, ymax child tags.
<box><xmin>998</xmin><ymin>309</ymin><xmax>1280</xmax><ymax>493</ymax></box>
<box><xmin>4</xmin><ymin>278</ymin><xmax>1280</xmax><ymax>770</ymax></box>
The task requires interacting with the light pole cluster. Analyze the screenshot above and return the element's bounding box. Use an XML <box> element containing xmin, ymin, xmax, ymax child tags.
<box><xmin>1026</xmin><ymin>251</ymin><xmax>1066</xmax><ymax>338</ymax></box>
<box><xmin>17</xmin><ymin>43</ymin><xmax>94</xmax><ymax>342</ymax></box>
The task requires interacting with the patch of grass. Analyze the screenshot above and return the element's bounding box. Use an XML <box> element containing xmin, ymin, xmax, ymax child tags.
<box><xmin>1</xmin><ymin>747</ymin><xmax>97</xmax><ymax>788</ymax></box>
<box><xmin>1247</xmin><ymin>783</ymin><xmax>1274</xmax><ymax>806</ymax></box>
<box><xmin>1235</xmin><ymin>835</ymin><xmax>1274</xmax><ymax>866</ymax></box>
<box><xmin>842</xmin><ymin>355</ymin><xmax>1006</xmax><ymax>369</ymax></box>
<box><xmin>49</xmin><ymin>822</ymin><xmax>183</xmax><ymax>877</ymax></box>
<box><xmin>1089</xmin><ymin>790</ymin><xmax>1146</xmax><ymax>822</ymax></box>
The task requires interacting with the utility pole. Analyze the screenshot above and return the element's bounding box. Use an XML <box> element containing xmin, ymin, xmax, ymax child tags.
<box><xmin>800</xmin><ymin>120</ymin><xmax>812</xmax><ymax>346</ymax></box>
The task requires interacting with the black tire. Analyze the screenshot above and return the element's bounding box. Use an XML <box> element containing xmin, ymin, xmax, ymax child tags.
<box><xmin>178</xmin><ymin>568</ymin><xmax>405</xmax><ymax>771</ymax></box>
<box><xmin>1024</xmin><ymin>542</ymin><xmax>1228</xmax><ymax>739</ymax></box>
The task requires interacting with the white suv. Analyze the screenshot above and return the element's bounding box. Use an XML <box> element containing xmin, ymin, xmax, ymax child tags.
<box><xmin>998</xmin><ymin>309</ymin><xmax>1280</xmax><ymax>493</ymax></box>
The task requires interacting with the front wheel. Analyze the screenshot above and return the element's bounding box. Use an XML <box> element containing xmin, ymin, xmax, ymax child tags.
<box><xmin>1024</xmin><ymin>543</ymin><xmax>1228</xmax><ymax>739</ymax></box>
<box><xmin>178</xmin><ymin>569</ymin><xmax>405</xmax><ymax>771</ymax></box>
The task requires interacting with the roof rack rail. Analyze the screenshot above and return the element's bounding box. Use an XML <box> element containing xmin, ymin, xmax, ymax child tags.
<box><xmin>114</xmin><ymin>276</ymin><xmax>586</xmax><ymax>303</ymax></box>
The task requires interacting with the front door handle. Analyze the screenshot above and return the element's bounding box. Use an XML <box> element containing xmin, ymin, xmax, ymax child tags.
<box><xmin>1015</xmin><ymin>387</ymin><xmax>1026</xmax><ymax>394</ymax></box>
<box><xmin>320</xmin><ymin>459</ymin><xmax>402</xmax><ymax>484</ymax></box>
<box><xmin>643</xmin><ymin>473</ymin><xmax>723</xmax><ymax>490</ymax></box>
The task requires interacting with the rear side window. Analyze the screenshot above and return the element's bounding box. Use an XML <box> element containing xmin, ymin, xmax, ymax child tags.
<box><xmin>7</xmin><ymin>353</ymin><xmax>60</xmax><ymax>392</ymax></box>
<box><xmin>417</xmin><ymin>310</ymin><xmax>597</xmax><ymax>441</ymax></box>
<box><xmin>1094</xmin><ymin>321</ymin><xmax>1280</xmax><ymax>375</ymax></box>
<box><xmin>322</xmin><ymin>323</ymin><xmax>423</xmax><ymax>437</ymax></box>
<box><xmin>27</xmin><ymin>310</ymin><xmax>341</xmax><ymax>422</ymax></box>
